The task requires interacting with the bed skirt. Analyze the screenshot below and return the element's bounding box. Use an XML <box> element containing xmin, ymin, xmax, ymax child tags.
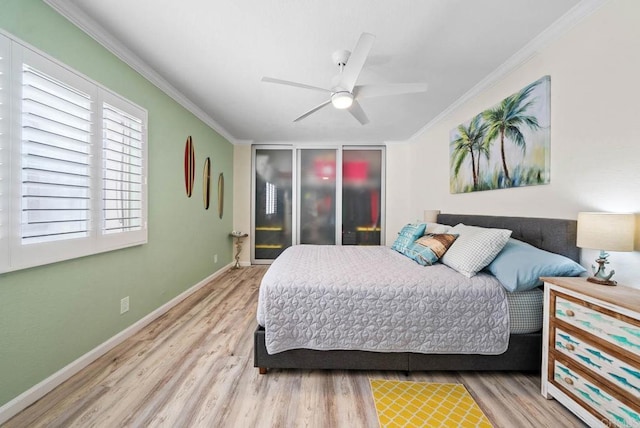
<box><xmin>254</xmin><ymin>326</ymin><xmax>542</xmax><ymax>372</ymax></box>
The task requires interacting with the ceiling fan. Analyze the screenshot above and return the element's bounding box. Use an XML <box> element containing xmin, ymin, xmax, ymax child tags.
<box><xmin>261</xmin><ymin>32</ymin><xmax>428</xmax><ymax>125</ymax></box>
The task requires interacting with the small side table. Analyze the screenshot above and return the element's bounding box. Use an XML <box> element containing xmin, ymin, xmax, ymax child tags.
<box><xmin>230</xmin><ymin>233</ymin><xmax>248</xmax><ymax>269</ymax></box>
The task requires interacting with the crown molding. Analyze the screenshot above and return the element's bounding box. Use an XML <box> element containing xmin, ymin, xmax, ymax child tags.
<box><xmin>408</xmin><ymin>0</ymin><xmax>609</xmax><ymax>141</ymax></box>
<box><xmin>43</xmin><ymin>0</ymin><xmax>239</xmax><ymax>145</ymax></box>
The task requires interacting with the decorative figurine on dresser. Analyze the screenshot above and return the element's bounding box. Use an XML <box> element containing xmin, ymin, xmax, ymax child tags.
<box><xmin>541</xmin><ymin>277</ymin><xmax>640</xmax><ymax>427</ymax></box>
<box><xmin>230</xmin><ymin>231</ymin><xmax>248</xmax><ymax>269</ymax></box>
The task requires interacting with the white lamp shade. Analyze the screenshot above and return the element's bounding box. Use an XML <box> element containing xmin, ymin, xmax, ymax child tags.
<box><xmin>576</xmin><ymin>212</ymin><xmax>635</xmax><ymax>252</ymax></box>
<box><xmin>423</xmin><ymin>210</ymin><xmax>441</xmax><ymax>223</ymax></box>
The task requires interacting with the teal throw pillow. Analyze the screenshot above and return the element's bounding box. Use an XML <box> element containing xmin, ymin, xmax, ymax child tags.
<box><xmin>391</xmin><ymin>223</ymin><xmax>426</xmax><ymax>254</ymax></box>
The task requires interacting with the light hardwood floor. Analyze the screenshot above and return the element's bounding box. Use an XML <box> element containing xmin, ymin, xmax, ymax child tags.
<box><xmin>6</xmin><ymin>266</ymin><xmax>585</xmax><ymax>427</ymax></box>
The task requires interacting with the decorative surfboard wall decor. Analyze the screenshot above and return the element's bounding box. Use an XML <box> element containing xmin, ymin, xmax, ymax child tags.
<box><xmin>218</xmin><ymin>173</ymin><xmax>224</xmax><ymax>219</ymax></box>
<box><xmin>203</xmin><ymin>157</ymin><xmax>211</xmax><ymax>209</ymax></box>
<box><xmin>184</xmin><ymin>136</ymin><xmax>195</xmax><ymax>197</ymax></box>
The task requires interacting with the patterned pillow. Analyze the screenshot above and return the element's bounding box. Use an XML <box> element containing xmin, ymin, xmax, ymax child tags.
<box><xmin>391</xmin><ymin>223</ymin><xmax>426</xmax><ymax>254</ymax></box>
<box><xmin>404</xmin><ymin>233</ymin><xmax>458</xmax><ymax>266</ymax></box>
<box><xmin>440</xmin><ymin>224</ymin><xmax>511</xmax><ymax>277</ymax></box>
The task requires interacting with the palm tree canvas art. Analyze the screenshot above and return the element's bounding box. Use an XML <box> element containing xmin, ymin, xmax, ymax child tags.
<box><xmin>450</xmin><ymin>76</ymin><xmax>550</xmax><ymax>193</ymax></box>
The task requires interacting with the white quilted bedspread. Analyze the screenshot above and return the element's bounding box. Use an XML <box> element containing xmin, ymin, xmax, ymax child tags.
<box><xmin>257</xmin><ymin>245</ymin><xmax>509</xmax><ymax>355</ymax></box>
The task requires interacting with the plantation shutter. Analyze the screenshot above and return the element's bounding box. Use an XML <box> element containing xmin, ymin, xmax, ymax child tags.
<box><xmin>102</xmin><ymin>101</ymin><xmax>144</xmax><ymax>235</ymax></box>
<box><xmin>20</xmin><ymin>64</ymin><xmax>92</xmax><ymax>244</ymax></box>
<box><xmin>0</xmin><ymin>32</ymin><xmax>147</xmax><ymax>273</ymax></box>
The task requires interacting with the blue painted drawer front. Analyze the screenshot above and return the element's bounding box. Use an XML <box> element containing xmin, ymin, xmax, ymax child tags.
<box><xmin>555</xmin><ymin>328</ymin><xmax>640</xmax><ymax>400</ymax></box>
<box><xmin>556</xmin><ymin>296</ymin><xmax>640</xmax><ymax>359</ymax></box>
<box><xmin>553</xmin><ymin>360</ymin><xmax>640</xmax><ymax>428</ymax></box>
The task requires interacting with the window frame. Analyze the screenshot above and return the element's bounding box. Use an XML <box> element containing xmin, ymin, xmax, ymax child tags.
<box><xmin>0</xmin><ymin>31</ymin><xmax>148</xmax><ymax>274</ymax></box>
<box><xmin>0</xmin><ymin>34</ymin><xmax>10</xmax><ymax>273</ymax></box>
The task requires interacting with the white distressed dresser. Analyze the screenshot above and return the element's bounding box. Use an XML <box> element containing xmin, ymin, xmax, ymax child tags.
<box><xmin>542</xmin><ymin>277</ymin><xmax>640</xmax><ymax>428</ymax></box>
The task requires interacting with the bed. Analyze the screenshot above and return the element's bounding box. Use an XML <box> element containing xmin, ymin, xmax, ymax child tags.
<box><xmin>254</xmin><ymin>214</ymin><xmax>580</xmax><ymax>373</ymax></box>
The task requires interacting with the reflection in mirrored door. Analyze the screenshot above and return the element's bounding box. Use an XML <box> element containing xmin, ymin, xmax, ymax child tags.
<box><xmin>298</xmin><ymin>149</ymin><xmax>336</xmax><ymax>245</ymax></box>
<box><xmin>342</xmin><ymin>149</ymin><xmax>382</xmax><ymax>245</ymax></box>
<box><xmin>253</xmin><ymin>148</ymin><xmax>292</xmax><ymax>261</ymax></box>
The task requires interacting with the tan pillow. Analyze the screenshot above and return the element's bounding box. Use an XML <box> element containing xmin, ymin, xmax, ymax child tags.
<box><xmin>414</xmin><ymin>233</ymin><xmax>458</xmax><ymax>259</ymax></box>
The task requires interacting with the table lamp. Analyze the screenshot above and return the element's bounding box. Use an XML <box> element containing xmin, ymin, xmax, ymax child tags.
<box><xmin>576</xmin><ymin>212</ymin><xmax>635</xmax><ymax>286</ymax></box>
<box><xmin>423</xmin><ymin>210</ymin><xmax>441</xmax><ymax>223</ymax></box>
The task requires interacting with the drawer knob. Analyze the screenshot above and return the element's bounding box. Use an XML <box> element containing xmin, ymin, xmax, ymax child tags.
<box><xmin>565</xmin><ymin>310</ymin><xmax>575</xmax><ymax>317</ymax></box>
<box><xmin>566</xmin><ymin>344</ymin><xmax>575</xmax><ymax>351</ymax></box>
<box><xmin>564</xmin><ymin>377</ymin><xmax>574</xmax><ymax>386</ymax></box>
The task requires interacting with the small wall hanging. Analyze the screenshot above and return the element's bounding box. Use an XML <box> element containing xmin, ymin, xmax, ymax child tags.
<box><xmin>217</xmin><ymin>173</ymin><xmax>224</xmax><ymax>219</ymax></box>
<box><xmin>203</xmin><ymin>157</ymin><xmax>211</xmax><ymax>209</ymax></box>
<box><xmin>184</xmin><ymin>136</ymin><xmax>195</xmax><ymax>197</ymax></box>
<box><xmin>449</xmin><ymin>75</ymin><xmax>550</xmax><ymax>193</ymax></box>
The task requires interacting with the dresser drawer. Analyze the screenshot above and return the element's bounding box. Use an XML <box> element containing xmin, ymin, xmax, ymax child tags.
<box><xmin>555</xmin><ymin>296</ymin><xmax>640</xmax><ymax>359</ymax></box>
<box><xmin>552</xmin><ymin>359</ymin><xmax>640</xmax><ymax>427</ymax></box>
<box><xmin>555</xmin><ymin>327</ymin><xmax>640</xmax><ymax>400</ymax></box>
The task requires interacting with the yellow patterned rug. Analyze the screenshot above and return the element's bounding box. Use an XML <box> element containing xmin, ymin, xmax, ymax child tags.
<box><xmin>370</xmin><ymin>379</ymin><xmax>493</xmax><ymax>428</ymax></box>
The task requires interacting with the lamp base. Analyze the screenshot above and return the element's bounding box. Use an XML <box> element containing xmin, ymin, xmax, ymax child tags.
<box><xmin>587</xmin><ymin>276</ymin><xmax>617</xmax><ymax>286</ymax></box>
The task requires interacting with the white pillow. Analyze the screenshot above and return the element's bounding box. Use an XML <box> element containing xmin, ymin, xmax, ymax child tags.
<box><xmin>440</xmin><ymin>224</ymin><xmax>512</xmax><ymax>277</ymax></box>
<box><xmin>425</xmin><ymin>223</ymin><xmax>451</xmax><ymax>234</ymax></box>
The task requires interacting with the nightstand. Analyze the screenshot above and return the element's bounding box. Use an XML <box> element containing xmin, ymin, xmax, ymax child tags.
<box><xmin>541</xmin><ymin>277</ymin><xmax>640</xmax><ymax>427</ymax></box>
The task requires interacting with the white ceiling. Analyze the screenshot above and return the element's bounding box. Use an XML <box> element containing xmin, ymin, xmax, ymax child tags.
<box><xmin>48</xmin><ymin>0</ymin><xmax>589</xmax><ymax>144</ymax></box>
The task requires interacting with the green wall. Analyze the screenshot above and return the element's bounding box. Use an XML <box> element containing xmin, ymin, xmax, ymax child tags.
<box><xmin>0</xmin><ymin>0</ymin><xmax>234</xmax><ymax>407</ymax></box>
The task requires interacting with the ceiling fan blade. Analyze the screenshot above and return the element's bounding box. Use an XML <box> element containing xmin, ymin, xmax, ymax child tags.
<box><xmin>348</xmin><ymin>100</ymin><xmax>369</xmax><ymax>125</ymax></box>
<box><xmin>354</xmin><ymin>83</ymin><xmax>428</xmax><ymax>99</ymax></box>
<box><xmin>293</xmin><ymin>99</ymin><xmax>332</xmax><ymax>122</ymax></box>
<box><xmin>338</xmin><ymin>33</ymin><xmax>375</xmax><ymax>92</ymax></box>
<box><xmin>262</xmin><ymin>76</ymin><xmax>332</xmax><ymax>93</ymax></box>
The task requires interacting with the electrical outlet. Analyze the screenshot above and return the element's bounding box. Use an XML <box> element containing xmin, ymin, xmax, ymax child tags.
<box><xmin>120</xmin><ymin>296</ymin><xmax>129</xmax><ymax>314</ymax></box>
<box><xmin>214</xmin><ymin>254</ymin><xmax>218</xmax><ymax>263</ymax></box>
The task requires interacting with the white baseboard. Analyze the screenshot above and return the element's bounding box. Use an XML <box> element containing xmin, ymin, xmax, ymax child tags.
<box><xmin>0</xmin><ymin>263</ymin><xmax>233</xmax><ymax>425</ymax></box>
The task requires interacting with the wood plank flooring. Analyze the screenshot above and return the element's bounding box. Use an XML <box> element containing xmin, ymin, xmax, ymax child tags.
<box><xmin>5</xmin><ymin>266</ymin><xmax>585</xmax><ymax>427</ymax></box>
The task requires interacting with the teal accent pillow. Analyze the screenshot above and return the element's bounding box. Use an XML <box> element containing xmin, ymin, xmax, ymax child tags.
<box><xmin>486</xmin><ymin>238</ymin><xmax>586</xmax><ymax>292</ymax></box>
<box><xmin>391</xmin><ymin>223</ymin><xmax>426</xmax><ymax>254</ymax></box>
<box><xmin>404</xmin><ymin>233</ymin><xmax>459</xmax><ymax>266</ymax></box>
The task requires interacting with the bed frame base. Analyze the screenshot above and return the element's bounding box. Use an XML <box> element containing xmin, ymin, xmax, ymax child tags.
<box><xmin>254</xmin><ymin>326</ymin><xmax>542</xmax><ymax>373</ymax></box>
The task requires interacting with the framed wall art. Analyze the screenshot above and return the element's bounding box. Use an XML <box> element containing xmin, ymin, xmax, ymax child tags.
<box><xmin>450</xmin><ymin>75</ymin><xmax>550</xmax><ymax>194</ymax></box>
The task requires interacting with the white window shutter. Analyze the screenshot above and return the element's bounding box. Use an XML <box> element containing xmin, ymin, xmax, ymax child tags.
<box><xmin>20</xmin><ymin>64</ymin><xmax>92</xmax><ymax>244</ymax></box>
<box><xmin>1</xmin><ymin>33</ymin><xmax>147</xmax><ymax>273</ymax></box>
<box><xmin>101</xmin><ymin>101</ymin><xmax>144</xmax><ymax>235</ymax></box>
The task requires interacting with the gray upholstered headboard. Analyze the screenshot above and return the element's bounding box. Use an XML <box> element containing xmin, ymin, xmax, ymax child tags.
<box><xmin>437</xmin><ymin>214</ymin><xmax>580</xmax><ymax>262</ymax></box>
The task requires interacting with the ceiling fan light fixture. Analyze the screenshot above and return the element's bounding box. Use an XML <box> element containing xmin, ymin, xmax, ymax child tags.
<box><xmin>331</xmin><ymin>91</ymin><xmax>353</xmax><ymax>109</ymax></box>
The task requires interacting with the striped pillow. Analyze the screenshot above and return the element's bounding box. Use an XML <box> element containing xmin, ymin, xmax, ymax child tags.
<box><xmin>440</xmin><ymin>224</ymin><xmax>511</xmax><ymax>277</ymax></box>
<box><xmin>404</xmin><ymin>233</ymin><xmax>459</xmax><ymax>266</ymax></box>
